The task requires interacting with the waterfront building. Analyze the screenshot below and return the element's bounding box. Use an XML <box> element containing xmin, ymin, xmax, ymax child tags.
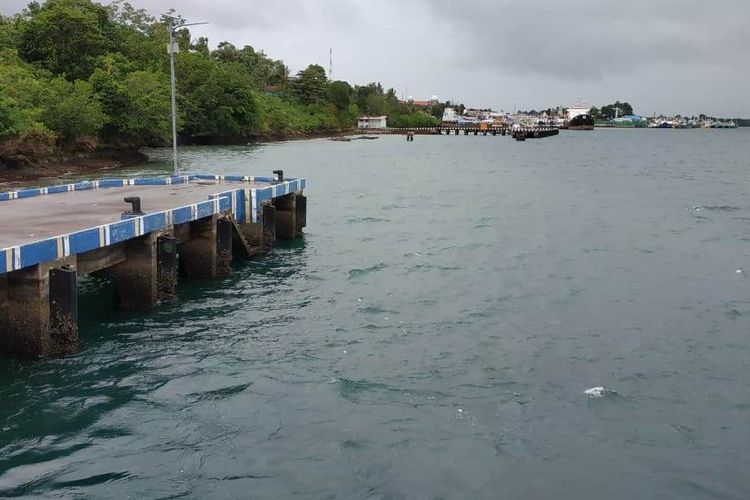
<box><xmin>357</xmin><ymin>116</ymin><xmax>388</xmax><ymax>129</ymax></box>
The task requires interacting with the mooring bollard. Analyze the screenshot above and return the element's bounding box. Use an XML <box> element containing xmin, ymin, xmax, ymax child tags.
<box><xmin>123</xmin><ymin>196</ymin><xmax>144</xmax><ymax>216</ymax></box>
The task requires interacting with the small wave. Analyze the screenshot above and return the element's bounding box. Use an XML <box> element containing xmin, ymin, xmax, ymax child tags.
<box><xmin>690</xmin><ymin>205</ymin><xmax>740</xmax><ymax>212</ymax></box>
<box><xmin>187</xmin><ymin>382</ymin><xmax>252</xmax><ymax>401</ymax></box>
<box><xmin>345</xmin><ymin>216</ymin><xmax>389</xmax><ymax>224</ymax></box>
<box><xmin>337</xmin><ymin>378</ymin><xmax>447</xmax><ymax>405</ymax></box>
<box><xmin>583</xmin><ymin>386</ymin><xmax>607</xmax><ymax>398</ymax></box>
<box><xmin>54</xmin><ymin>471</ymin><xmax>132</xmax><ymax>488</ymax></box>
<box><xmin>725</xmin><ymin>309</ymin><xmax>742</xmax><ymax>319</ymax></box>
<box><xmin>407</xmin><ymin>263</ymin><xmax>462</xmax><ymax>273</ymax></box>
<box><xmin>359</xmin><ymin>305</ymin><xmax>399</xmax><ymax>315</ymax></box>
<box><xmin>347</xmin><ymin>263</ymin><xmax>387</xmax><ymax>279</ymax></box>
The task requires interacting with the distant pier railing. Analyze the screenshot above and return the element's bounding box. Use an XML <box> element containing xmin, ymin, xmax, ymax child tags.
<box><xmin>360</xmin><ymin>125</ymin><xmax>560</xmax><ymax>140</ymax></box>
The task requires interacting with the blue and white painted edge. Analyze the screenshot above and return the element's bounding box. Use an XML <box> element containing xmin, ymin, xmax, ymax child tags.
<box><xmin>0</xmin><ymin>173</ymin><xmax>302</xmax><ymax>202</ymax></box>
<box><xmin>0</xmin><ymin>174</ymin><xmax>306</xmax><ymax>275</ymax></box>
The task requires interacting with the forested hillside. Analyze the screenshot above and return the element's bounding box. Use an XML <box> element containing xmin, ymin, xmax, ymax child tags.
<box><xmin>0</xmin><ymin>0</ymin><xmax>440</xmax><ymax>169</ymax></box>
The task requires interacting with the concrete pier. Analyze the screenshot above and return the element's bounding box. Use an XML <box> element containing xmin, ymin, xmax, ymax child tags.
<box><xmin>377</xmin><ymin>125</ymin><xmax>560</xmax><ymax>139</ymax></box>
<box><xmin>0</xmin><ymin>173</ymin><xmax>307</xmax><ymax>358</ymax></box>
<box><xmin>178</xmin><ymin>215</ymin><xmax>220</xmax><ymax>278</ymax></box>
<box><xmin>274</xmin><ymin>194</ymin><xmax>297</xmax><ymax>240</ymax></box>
<box><xmin>108</xmin><ymin>231</ymin><xmax>163</xmax><ymax>310</ymax></box>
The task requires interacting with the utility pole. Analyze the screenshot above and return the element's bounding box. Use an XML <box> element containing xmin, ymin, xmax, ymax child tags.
<box><xmin>168</xmin><ymin>21</ymin><xmax>178</xmax><ymax>175</ymax></box>
<box><xmin>166</xmin><ymin>17</ymin><xmax>208</xmax><ymax>175</ymax></box>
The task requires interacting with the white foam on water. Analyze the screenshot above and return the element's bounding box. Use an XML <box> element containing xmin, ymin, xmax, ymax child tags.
<box><xmin>584</xmin><ymin>386</ymin><xmax>606</xmax><ymax>398</ymax></box>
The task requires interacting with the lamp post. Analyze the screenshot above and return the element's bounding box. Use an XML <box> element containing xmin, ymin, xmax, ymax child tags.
<box><xmin>166</xmin><ymin>18</ymin><xmax>208</xmax><ymax>175</ymax></box>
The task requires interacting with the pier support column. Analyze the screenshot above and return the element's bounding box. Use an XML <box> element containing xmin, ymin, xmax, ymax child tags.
<box><xmin>217</xmin><ymin>217</ymin><xmax>233</xmax><ymax>276</ymax></box>
<box><xmin>109</xmin><ymin>232</ymin><xmax>160</xmax><ymax>310</ymax></box>
<box><xmin>238</xmin><ymin>220</ymin><xmax>263</xmax><ymax>254</ymax></box>
<box><xmin>179</xmin><ymin>215</ymin><xmax>219</xmax><ymax>278</ymax></box>
<box><xmin>0</xmin><ymin>260</ymin><xmax>78</xmax><ymax>358</ymax></box>
<box><xmin>262</xmin><ymin>204</ymin><xmax>277</xmax><ymax>250</ymax></box>
<box><xmin>273</xmin><ymin>194</ymin><xmax>297</xmax><ymax>240</ymax></box>
<box><xmin>237</xmin><ymin>204</ymin><xmax>275</xmax><ymax>254</ymax></box>
<box><xmin>157</xmin><ymin>235</ymin><xmax>177</xmax><ymax>302</ymax></box>
<box><xmin>454</xmin><ymin>129</ymin><xmax>459</xmax><ymax>135</ymax></box>
<box><xmin>295</xmin><ymin>193</ymin><xmax>307</xmax><ymax>236</ymax></box>
<box><xmin>49</xmin><ymin>267</ymin><xmax>78</xmax><ymax>353</ymax></box>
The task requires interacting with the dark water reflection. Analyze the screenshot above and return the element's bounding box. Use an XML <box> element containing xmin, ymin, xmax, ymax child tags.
<box><xmin>1</xmin><ymin>130</ymin><xmax>750</xmax><ymax>498</ymax></box>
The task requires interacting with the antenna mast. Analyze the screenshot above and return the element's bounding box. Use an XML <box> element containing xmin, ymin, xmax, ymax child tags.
<box><xmin>329</xmin><ymin>46</ymin><xmax>333</xmax><ymax>80</ymax></box>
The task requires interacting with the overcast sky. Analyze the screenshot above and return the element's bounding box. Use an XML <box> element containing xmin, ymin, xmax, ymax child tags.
<box><xmin>4</xmin><ymin>0</ymin><xmax>749</xmax><ymax>116</ymax></box>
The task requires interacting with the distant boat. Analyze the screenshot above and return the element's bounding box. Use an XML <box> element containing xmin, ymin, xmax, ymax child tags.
<box><xmin>564</xmin><ymin>114</ymin><xmax>595</xmax><ymax>130</ymax></box>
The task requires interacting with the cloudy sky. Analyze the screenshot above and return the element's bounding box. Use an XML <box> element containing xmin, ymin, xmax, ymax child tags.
<box><xmin>4</xmin><ymin>0</ymin><xmax>749</xmax><ymax>116</ymax></box>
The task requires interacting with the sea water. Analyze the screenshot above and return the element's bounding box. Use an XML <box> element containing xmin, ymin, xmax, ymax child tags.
<box><xmin>1</xmin><ymin>129</ymin><xmax>749</xmax><ymax>498</ymax></box>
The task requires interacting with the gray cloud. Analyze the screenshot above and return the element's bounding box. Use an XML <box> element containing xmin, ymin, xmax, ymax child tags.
<box><xmin>2</xmin><ymin>0</ymin><xmax>748</xmax><ymax>116</ymax></box>
<box><xmin>425</xmin><ymin>0</ymin><xmax>748</xmax><ymax>79</ymax></box>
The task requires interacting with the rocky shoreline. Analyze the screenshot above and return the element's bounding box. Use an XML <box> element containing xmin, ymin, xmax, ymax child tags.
<box><xmin>0</xmin><ymin>147</ymin><xmax>149</xmax><ymax>184</ymax></box>
<box><xmin>0</xmin><ymin>129</ymin><xmax>356</xmax><ymax>186</ymax></box>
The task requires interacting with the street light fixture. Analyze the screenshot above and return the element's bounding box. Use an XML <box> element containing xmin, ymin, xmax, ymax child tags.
<box><xmin>166</xmin><ymin>17</ymin><xmax>208</xmax><ymax>175</ymax></box>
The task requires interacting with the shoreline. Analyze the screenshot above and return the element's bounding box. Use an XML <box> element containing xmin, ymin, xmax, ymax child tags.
<box><xmin>0</xmin><ymin>129</ymin><xmax>356</xmax><ymax>186</ymax></box>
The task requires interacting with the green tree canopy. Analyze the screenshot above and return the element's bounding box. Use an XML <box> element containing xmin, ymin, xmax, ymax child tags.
<box><xmin>18</xmin><ymin>0</ymin><xmax>119</xmax><ymax>80</ymax></box>
<box><xmin>328</xmin><ymin>80</ymin><xmax>352</xmax><ymax>110</ymax></box>
<box><xmin>40</xmin><ymin>77</ymin><xmax>106</xmax><ymax>140</ymax></box>
<box><xmin>600</xmin><ymin>101</ymin><xmax>634</xmax><ymax>119</ymax></box>
<box><xmin>290</xmin><ymin>64</ymin><xmax>328</xmax><ymax>105</ymax></box>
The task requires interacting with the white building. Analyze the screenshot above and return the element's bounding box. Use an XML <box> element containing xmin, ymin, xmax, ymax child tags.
<box><xmin>357</xmin><ymin>116</ymin><xmax>387</xmax><ymax>129</ymax></box>
<box><xmin>441</xmin><ymin>107</ymin><xmax>457</xmax><ymax>123</ymax></box>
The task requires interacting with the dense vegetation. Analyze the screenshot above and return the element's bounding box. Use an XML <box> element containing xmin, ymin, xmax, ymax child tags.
<box><xmin>0</xmin><ymin>0</ymin><xmax>438</xmax><ymax>167</ymax></box>
<box><xmin>590</xmin><ymin>101</ymin><xmax>634</xmax><ymax>120</ymax></box>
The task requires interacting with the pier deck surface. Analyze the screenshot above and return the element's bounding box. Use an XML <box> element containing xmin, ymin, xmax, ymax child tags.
<box><xmin>0</xmin><ymin>181</ymin><xmax>262</xmax><ymax>248</ymax></box>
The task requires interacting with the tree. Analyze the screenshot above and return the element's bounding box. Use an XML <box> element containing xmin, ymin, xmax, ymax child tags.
<box><xmin>290</xmin><ymin>64</ymin><xmax>327</xmax><ymax>105</ymax></box>
<box><xmin>91</xmin><ymin>60</ymin><xmax>171</xmax><ymax>145</ymax></box>
<box><xmin>328</xmin><ymin>80</ymin><xmax>352</xmax><ymax>110</ymax></box>
<box><xmin>0</xmin><ymin>15</ymin><xmax>20</xmax><ymax>51</ymax></box>
<box><xmin>0</xmin><ymin>49</ymin><xmax>48</xmax><ymax>137</ymax></box>
<box><xmin>600</xmin><ymin>101</ymin><xmax>634</xmax><ymax>119</ymax></box>
<box><xmin>212</xmin><ymin>41</ymin><xmax>242</xmax><ymax>64</ymax></box>
<box><xmin>120</xmin><ymin>71</ymin><xmax>171</xmax><ymax>143</ymax></box>
<box><xmin>365</xmin><ymin>93</ymin><xmax>386</xmax><ymax>116</ymax></box>
<box><xmin>18</xmin><ymin>0</ymin><xmax>119</xmax><ymax>80</ymax></box>
<box><xmin>191</xmin><ymin>36</ymin><xmax>209</xmax><ymax>57</ymax></box>
<box><xmin>354</xmin><ymin>82</ymin><xmax>383</xmax><ymax>112</ymax></box>
<box><xmin>176</xmin><ymin>52</ymin><xmax>258</xmax><ymax>138</ymax></box>
<box><xmin>40</xmin><ymin>77</ymin><xmax>106</xmax><ymax>141</ymax></box>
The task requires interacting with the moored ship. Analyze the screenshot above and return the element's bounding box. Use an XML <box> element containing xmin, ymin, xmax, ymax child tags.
<box><xmin>562</xmin><ymin>97</ymin><xmax>594</xmax><ymax>130</ymax></box>
<box><xmin>566</xmin><ymin>113</ymin><xmax>595</xmax><ymax>130</ymax></box>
